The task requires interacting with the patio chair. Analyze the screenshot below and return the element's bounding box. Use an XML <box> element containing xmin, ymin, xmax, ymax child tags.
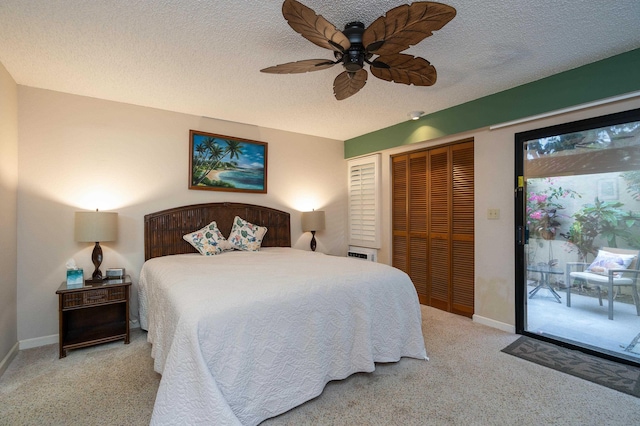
<box><xmin>565</xmin><ymin>247</ymin><xmax>640</xmax><ymax>320</ymax></box>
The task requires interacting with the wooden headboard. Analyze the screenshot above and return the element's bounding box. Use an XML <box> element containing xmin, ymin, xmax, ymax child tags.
<box><xmin>144</xmin><ymin>202</ymin><xmax>291</xmax><ymax>260</ymax></box>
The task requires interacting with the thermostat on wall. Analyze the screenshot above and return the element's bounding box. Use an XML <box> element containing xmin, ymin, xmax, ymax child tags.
<box><xmin>106</xmin><ymin>268</ymin><xmax>125</xmax><ymax>279</ymax></box>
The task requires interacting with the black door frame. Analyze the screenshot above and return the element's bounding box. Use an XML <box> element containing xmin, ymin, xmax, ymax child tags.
<box><xmin>514</xmin><ymin>107</ymin><xmax>640</xmax><ymax>367</ymax></box>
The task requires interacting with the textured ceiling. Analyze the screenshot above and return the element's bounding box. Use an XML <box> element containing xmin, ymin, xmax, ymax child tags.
<box><xmin>1</xmin><ymin>1</ymin><xmax>639</xmax><ymax>141</ymax></box>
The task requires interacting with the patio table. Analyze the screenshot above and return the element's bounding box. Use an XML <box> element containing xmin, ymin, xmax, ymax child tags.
<box><xmin>527</xmin><ymin>264</ymin><xmax>563</xmax><ymax>303</ymax></box>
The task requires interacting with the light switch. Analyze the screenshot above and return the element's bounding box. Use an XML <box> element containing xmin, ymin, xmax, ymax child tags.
<box><xmin>487</xmin><ymin>208</ymin><xmax>500</xmax><ymax>220</ymax></box>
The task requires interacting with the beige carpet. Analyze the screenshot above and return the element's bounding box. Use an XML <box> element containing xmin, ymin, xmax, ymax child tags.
<box><xmin>1</xmin><ymin>306</ymin><xmax>639</xmax><ymax>425</ymax></box>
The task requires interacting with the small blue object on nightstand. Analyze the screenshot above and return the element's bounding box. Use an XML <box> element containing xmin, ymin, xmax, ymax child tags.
<box><xmin>66</xmin><ymin>268</ymin><xmax>84</xmax><ymax>287</ymax></box>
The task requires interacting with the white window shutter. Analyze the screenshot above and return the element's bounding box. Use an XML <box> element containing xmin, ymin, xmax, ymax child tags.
<box><xmin>348</xmin><ymin>154</ymin><xmax>381</xmax><ymax>248</ymax></box>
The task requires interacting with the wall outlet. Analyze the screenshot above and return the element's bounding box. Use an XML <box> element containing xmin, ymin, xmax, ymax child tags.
<box><xmin>487</xmin><ymin>208</ymin><xmax>500</xmax><ymax>220</ymax></box>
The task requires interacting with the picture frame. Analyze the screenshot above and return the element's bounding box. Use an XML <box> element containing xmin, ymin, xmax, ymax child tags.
<box><xmin>597</xmin><ymin>178</ymin><xmax>618</xmax><ymax>201</ymax></box>
<box><xmin>189</xmin><ymin>130</ymin><xmax>267</xmax><ymax>193</ymax></box>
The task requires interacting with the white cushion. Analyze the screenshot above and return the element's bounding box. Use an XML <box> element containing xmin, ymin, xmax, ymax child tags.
<box><xmin>586</xmin><ymin>250</ymin><xmax>636</xmax><ymax>278</ymax></box>
<box><xmin>227</xmin><ymin>216</ymin><xmax>268</xmax><ymax>251</ymax></box>
<box><xmin>183</xmin><ymin>221</ymin><xmax>234</xmax><ymax>255</ymax></box>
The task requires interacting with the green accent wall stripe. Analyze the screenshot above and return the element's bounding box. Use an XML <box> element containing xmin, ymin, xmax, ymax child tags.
<box><xmin>344</xmin><ymin>48</ymin><xmax>640</xmax><ymax>158</ymax></box>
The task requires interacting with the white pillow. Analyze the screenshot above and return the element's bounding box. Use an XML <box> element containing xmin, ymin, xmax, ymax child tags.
<box><xmin>586</xmin><ymin>250</ymin><xmax>636</xmax><ymax>278</ymax></box>
<box><xmin>183</xmin><ymin>221</ymin><xmax>234</xmax><ymax>255</ymax></box>
<box><xmin>227</xmin><ymin>216</ymin><xmax>268</xmax><ymax>251</ymax></box>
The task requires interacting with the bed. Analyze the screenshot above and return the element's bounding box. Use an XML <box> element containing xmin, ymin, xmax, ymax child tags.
<box><xmin>139</xmin><ymin>202</ymin><xmax>427</xmax><ymax>426</ymax></box>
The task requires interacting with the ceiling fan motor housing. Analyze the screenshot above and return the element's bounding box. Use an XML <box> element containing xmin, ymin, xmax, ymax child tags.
<box><xmin>342</xmin><ymin>22</ymin><xmax>365</xmax><ymax>72</ymax></box>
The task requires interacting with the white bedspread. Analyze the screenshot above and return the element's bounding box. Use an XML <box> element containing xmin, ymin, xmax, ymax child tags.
<box><xmin>139</xmin><ymin>248</ymin><xmax>427</xmax><ymax>426</ymax></box>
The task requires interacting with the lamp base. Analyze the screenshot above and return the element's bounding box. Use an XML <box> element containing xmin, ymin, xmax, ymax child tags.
<box><xmin>91</xmin><ymin>241</ymin><xmax>104</xmax><ymax>281</ymax></box>
<box><xmin>310</xmin><ymin>231</ymin><xmax>317</xmax><ymax>252</ymax></box>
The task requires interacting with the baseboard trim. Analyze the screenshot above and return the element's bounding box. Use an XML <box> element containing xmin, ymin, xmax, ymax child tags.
<box><xmin>0</xmin><ymin>341</ymin><xmax>19</xmax><ymax>377</ymax></box>
<box><xmin>19</xmin><ymin>334</ymin><xmax>58</xmax><ymax>350</ymax></box>
<box><xmin>473</xmin><ymin>314</ymin><xmax>515</xmax><ymax>333</ymax></box>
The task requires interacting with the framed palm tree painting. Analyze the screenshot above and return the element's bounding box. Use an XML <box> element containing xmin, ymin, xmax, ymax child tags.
<box><xmin>189</xmin><ymin>130</ymin><xmax>268</xmax><ymax>193</ymax></box>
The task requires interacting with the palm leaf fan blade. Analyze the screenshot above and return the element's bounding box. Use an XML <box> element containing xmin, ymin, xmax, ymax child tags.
<box><xmin>282</xmin><ymin>0</ymin><xmax>350</xmax><ymax>52</ymax></box>
<box><xmin>363</xmin><ymin>2</ymin><xmax>456</xmax><ymax>55</ymax></box>
<box><xmin>370</xmin><ymin>54</ymin><xmax>436</xmax><ymax>86</ymax></box>
<box><xmin>261</xmin><ymin>59</ymin><xmax>336</xmax><ymax>74</ymax></box>
<box><xmin>333</xmin><ymin>70</ymin><xmax>367</xmax><ymax>100</ymax></box>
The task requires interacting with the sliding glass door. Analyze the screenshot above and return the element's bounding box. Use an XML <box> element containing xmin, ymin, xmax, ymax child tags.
<box><xmin>515</xmin><ymin>108</ymin><xmax>640</xmax><ymax>366</ymax></box>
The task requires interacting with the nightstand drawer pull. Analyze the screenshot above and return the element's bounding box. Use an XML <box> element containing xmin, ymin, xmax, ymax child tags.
<box><xmin>84</xmin><ymin>289</ymin><xmax>108</xmax><ymax>304</ymax></box>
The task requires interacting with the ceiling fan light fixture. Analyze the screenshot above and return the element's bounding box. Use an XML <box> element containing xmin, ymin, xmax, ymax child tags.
<box><xmin>409</xmin><ymin>111</ymin><xmax>425</xmax><ymax>120</ymax></box>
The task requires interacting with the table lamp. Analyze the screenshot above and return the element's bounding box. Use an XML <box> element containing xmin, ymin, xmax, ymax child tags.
<box><xmin>301</xmin><ymin>210</ymin><xmax>325</xmax><ymax>252</ymax></box>
<box><xmin>75</xmin><ymin>209</ymin><xmax>118</xmax><ymax>283</ymax></box>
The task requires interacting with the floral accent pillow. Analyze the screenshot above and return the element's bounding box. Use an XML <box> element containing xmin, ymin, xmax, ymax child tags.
<box><xmin>586</xmin><ymin>250</ymin><xmax>636</xmax><ymax>278</ymax></box>
<box><xmin>227</xmin><ymin>216</ymin><xmax>268</xmax><ymax>251</ymax></box>
<box><xmin>183</xmin><ymin>221</ymin><xmax>234</xmax><ymax>255</ymax></box>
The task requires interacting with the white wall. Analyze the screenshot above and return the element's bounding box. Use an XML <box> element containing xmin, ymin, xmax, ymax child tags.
<box><xmin>13</xmin><ymin>84</ymin><xmax>640</xmax><ymax>345</ymax></box>
<box><xmin>0</xmin><ymin>61</ymin><xmax>18</xmax><ymax>369</ymax></box>
<box><xmin>374</xmin><ymin>96</ymin><xmax>640</xmax><ymax>330</ymax></box>
<box><xmin>16</xmin><ymin>87</ymin><xmax>347</xmax><ymax>342</ymax></box>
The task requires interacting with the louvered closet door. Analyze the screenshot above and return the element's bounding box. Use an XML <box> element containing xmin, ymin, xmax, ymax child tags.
<box><xmin>408</xmin><ymin>153</ymin><xmax>428</xmax><ymax>301</ymax></box>
<box><xmin>451</xmin><ymin>142</ymin><xmax>474</xmax><ymax>316</ymax></box>
<box><xmin>392</xmin><ymin>153</ymin><xmax>429</xmax><ymax>303</ymax></box>
<box><xmin>429</xmin><ymin>147</ymin><xmax>451</xmax><ymax>311</ymax></box>
<box><xmin>392</xmin><ymin>156</ymin><xmax>409</xmax><ymax>273</ymax></box>
<box><xmin>391</xmin><ymin>140</ymin><xmax>474</xmax><ymax>317</ymax></box>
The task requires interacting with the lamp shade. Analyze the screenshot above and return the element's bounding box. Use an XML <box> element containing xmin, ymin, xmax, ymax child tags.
<box><xmin>75</xmin><ymin>211</ymin><xmax>118</xmax><ymax>242</ymax></box>
<box><xmin>301</xmin><ymin>210</ymin><xmax>325</xmax><ymax>232</ymax></box>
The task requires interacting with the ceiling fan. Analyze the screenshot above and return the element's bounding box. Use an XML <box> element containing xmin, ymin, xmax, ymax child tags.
<box><xmin>260</xmin><ymin>0</ymin><xmax>456</xmax><ymax>100</ymax></box>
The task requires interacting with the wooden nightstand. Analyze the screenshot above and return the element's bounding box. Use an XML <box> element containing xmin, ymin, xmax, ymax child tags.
<box><xmin>56</xmin><ymin>276</ymin><xmax>131</xmax><ymax>358</ymax></box>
